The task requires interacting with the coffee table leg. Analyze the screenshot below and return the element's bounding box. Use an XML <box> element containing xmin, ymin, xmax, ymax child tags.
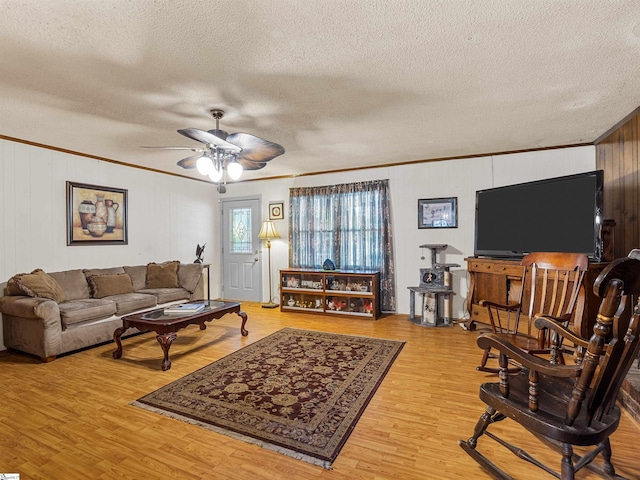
<box><xmin>112</xmin><ymin>326</ymin><xmax>126</xmax><ymax>359</ymax></box>
<box><xmin>157</xmin><ymin>332</ymin><xmax>177</xmax><ymax>371</ymax></box>
<box><xmin>237</xmin><ymin>311</ymin><xmax>248</xmax><ymax>336</ymax></box>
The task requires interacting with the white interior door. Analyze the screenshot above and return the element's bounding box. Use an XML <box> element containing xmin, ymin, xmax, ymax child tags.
<box><xmin>221</xmin><ymin>197</ymin><xmax>261</xmax><ymax>302</ymax></box>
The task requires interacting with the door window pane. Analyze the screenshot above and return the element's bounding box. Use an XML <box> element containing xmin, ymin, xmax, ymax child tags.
<box><xmin>230</xmin><ymin>207</ymin><xmax>252</xmax><ymax>253</ymax></box>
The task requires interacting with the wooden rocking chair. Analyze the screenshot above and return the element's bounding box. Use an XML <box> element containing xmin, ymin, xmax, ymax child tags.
<box><xmin>460</xmin><ymin>251</ymin><xmax>640</xmax><ymax>479</ymax></box>
<box><xmin>477</xmin><ymin>252</ymin><xmax>589</xmax><ymax>373</ymax></box>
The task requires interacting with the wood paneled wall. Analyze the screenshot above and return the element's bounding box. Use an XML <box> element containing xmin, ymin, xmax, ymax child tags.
<box><xmin>595</xmin><ymin>107</ymin><xmax>640</xmax><ymax>259</ymax></box>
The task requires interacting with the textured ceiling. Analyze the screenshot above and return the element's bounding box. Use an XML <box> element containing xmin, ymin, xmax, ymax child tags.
<box><xmin>1</xmin><ymin>0</ymin><xmax>640</xmax><ymax>182</ymax></box>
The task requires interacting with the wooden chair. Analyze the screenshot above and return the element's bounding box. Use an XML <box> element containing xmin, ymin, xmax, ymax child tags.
<box><xmin>459</xmin><ymin>251</ymin><xmax>640</xmax><ymax>480</ymax></box>
<box><xmin>477</xmin><ymin>252</ymin><xmax>589</xmax><ymax>372</ymax></box>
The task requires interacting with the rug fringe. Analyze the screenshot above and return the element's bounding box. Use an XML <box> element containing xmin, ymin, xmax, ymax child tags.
<box><xmin>130</xmin><ymin>401</ymin><xmax>333</xmax><ymax>470</ymax></box>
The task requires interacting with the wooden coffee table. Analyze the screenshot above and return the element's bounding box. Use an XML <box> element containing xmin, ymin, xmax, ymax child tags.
<box><xmin>112</xmin><ymin>300</ymin><xmax>247</xmax><ymax>371</ymax></box>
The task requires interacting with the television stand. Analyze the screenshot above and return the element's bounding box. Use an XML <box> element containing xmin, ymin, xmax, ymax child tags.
<box><xmin>464</xmin><ymin>257</ymin><xmax>608</xmax><ymax>337</ymax></box>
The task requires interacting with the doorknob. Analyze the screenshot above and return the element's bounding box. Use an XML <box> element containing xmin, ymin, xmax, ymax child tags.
<box><xmin>255</xmin><ymin>256</ymin><xmax>259</xmax><ymax>262</ymax></box>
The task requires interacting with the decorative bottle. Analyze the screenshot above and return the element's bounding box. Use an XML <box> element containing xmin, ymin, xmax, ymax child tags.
<box><xmin>94</xmin><ymin>194</ymin><xmax>107</xmax><ymax>223</ymax></box>
<box><xmin>78</xmin><ymin>200</ymin><xmax>95</xmax><ymax>234</ymax></box>
<box><xmin>105</xmin><ymin>199</ymin><xmax>119</xmax><ymax>232</ymax></box>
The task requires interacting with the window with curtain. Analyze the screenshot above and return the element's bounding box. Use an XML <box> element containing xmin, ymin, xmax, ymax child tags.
<box><xmin>289</xmin><ymin>179</ymin><xmax>396</xmax><ymax>312</ymax></box>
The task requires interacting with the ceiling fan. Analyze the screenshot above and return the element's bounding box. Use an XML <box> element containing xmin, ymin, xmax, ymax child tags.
<box><xmin>143</xmin><ymin>109</ymin><xmax>285</xmax><ymax>188</ymax></box>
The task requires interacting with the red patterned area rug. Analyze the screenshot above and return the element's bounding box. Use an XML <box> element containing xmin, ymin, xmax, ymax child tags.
<box><xmin>133</xmin><ymin>327</ymin><xmax>404</xmax><ymax>469</ymax></box>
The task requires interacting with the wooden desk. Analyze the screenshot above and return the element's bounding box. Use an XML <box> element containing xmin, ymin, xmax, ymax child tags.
<box><xmin>464</xmin><ymin>257</ymin><xmax>607</xmax><ymax>338</ymax></box>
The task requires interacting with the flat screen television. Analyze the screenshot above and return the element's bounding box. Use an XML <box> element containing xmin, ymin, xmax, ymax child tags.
<box><xmin>474</xmin><ymin>170</ymin><xmax>604</xmax><ymax>261</ymax></box>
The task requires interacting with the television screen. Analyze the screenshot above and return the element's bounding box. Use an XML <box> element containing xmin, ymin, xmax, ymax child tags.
<box><xmin>474</xmin><ymin>170</ymin><xmax>603</xmax><ymax>260</ymax></box>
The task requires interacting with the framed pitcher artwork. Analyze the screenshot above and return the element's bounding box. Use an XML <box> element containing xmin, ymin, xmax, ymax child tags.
<box><xmin>66</xmin><ymin>181</ymin><xmax>128</xmax><ymax>245</ymax></box>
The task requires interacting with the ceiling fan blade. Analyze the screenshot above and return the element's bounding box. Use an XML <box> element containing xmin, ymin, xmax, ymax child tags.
<box><xmin>238</xmin><ymin>160</ymin><xmax>267</xmax><ymax>171</ymax></box>
<box><xmin>226</xmin><ymin>133</ymin><xmax>285</xmax><ymax>163</ymax></box>
<box><xmin>140</xmin><ymin>146</ymin><xmax>204</xmax><ymax>152</ymax></box>
<box><xmin>178</xmin><ymin>128</ymin><xmax>242</xmax><ymax>152</ymax></box>
<box><xmin>177</xmin><ymin>154</ymin><xmax>204</xmax><ymax>169</ymax></box>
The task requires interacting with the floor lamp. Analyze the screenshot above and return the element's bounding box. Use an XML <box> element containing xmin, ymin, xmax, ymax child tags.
<box><xmin>258</xmin><ymin>220</ymin><xmax>281</xmax><ymax>308</ymax></box>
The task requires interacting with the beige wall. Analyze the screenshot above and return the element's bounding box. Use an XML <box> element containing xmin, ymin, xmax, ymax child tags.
<box><xmin>0</xmin><ymin>139</ymin><xmax>595</xmax><ymax>350</ymax></box>
<box><xmin>0</xmin><ymin>139</ymin><xmax>219</xmax><ymax>349</ymax></box>
<box><xmin>222</xmin><ymin>145</ymin><xmax>596</xmax><ymax>319</ymax></box>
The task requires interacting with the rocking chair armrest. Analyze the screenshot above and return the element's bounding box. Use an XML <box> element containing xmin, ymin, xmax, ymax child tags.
<box><xmin>479</xmin><ymin>300</ymin><xmax>521</xmax><ymax>312</ymax></box>
<box><xmin>533</xmin><ymin>315</ymin><xmax>589</xmax><ymax>348</ymax></box>
<box><xmin>476</xmin><ymin>333</ymin><xmax>581</xmax><ymax>377</ymax></box>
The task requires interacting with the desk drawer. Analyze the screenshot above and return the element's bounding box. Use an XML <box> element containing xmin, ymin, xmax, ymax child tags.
<box><xmin>470</xmin><ymin>303</ymin><xmax>490</xmax><ymax>322</ymax></box>
<box><xmin>468</xmin><ymin>261</ymin><xmax>523</xmax><ymax>277</ymax></box>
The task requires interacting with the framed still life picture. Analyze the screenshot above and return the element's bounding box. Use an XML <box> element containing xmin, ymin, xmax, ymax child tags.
<box><xmin>269</xmin><ymin>201</ymin><xmax>285</xmax><ymax>220</ymax></box>
<box><xmin>67</xmin><ymin>181</ymin><xmax>128</xmax><ymax>245</ymax></box>
<box><xmin>418</xmin><ymin>197</ymin><xmax>458</xmax><ymax>229</ymax></box>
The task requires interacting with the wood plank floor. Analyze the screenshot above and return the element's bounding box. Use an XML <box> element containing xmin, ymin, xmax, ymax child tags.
<box><xmin>1</xmin><ymin>303</ymin><xmax>639</xmax><ymax>479</ymax></box>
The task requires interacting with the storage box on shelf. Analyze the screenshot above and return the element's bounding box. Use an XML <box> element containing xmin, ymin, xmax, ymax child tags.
<box><xmin>280</xmin><ymin>269</ymin><xmax>381</xmax><ymax>319</ymax></box>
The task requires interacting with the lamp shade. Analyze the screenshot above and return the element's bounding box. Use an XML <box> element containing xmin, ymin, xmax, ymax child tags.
<box><xmin>196</xmin><ymin>156</ymin><xmax>213</xmax><ymax>175</ymax></box>
<box><xmin>227</xmin><ymin>160</ymin><xmax>243</xmax><ymax>180</ymax></box>
<box><xmin>209</xmin><ymin>166</ymin><xmax>223</xmax><ymax>182</ymax></box>
<box><xmin>258</xmin><ymin>220</ymin><xmax>281</xmax><ymax>240</ymax></box>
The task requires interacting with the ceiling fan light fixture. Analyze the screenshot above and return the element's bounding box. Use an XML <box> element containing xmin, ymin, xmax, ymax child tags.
<box><xmin>196</xmin><ymin>155</ymin><xmax>213</xmax><ymax>175</ymax></box>
<box><xmin>227</xmin><ymin>159</ymin><xmax>243</xmax><ymax>180</ymax></box>
<box><xmin>146</xmin><ymin>108</ymin><xmax>284</xmax><ymax>189</ymax></box>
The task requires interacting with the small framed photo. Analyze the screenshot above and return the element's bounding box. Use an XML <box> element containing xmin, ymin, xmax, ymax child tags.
<box><xmin>67</xmin><ymin>181</ymin><xmax>128</xmax><ymax>245</ymax></box>
<box><xmin>269</xmin><ymin>202</ymin><xmax>285</xmax><ymax>220</ymax></box>
<box><xmin>418</xmin><ymin>197</ymin><xmax>457</xmax><ymax>229</ymax></box>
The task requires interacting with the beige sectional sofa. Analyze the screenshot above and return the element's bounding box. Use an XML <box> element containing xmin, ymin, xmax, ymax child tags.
<box><xmin>0</xmin><ymin>261</ymin><xmax>204</xmax><ymax>361</ymax></box>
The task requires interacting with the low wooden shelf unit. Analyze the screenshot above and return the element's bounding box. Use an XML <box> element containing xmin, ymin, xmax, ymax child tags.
<box><xmin>280</xmin><ymin>269</ymin><xmax>381</xmax><ymax>319</ymax></box>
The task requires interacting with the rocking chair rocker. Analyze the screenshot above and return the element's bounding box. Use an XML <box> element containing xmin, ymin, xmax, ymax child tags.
<box><xmin>460</xmin><ymin>250</ymin><xmax>640</xmax><ymax>479</ymax></box>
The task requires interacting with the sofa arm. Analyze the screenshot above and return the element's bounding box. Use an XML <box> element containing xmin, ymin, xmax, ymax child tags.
<box><xmin>0</xmin><ymin>295</ymin><xmax>62</xmax><ymax>360</ymax></box>
<box><xmin>0</xmin><ymin>295</ymin><xmax>60</xmax><ymax>320</ymax></box>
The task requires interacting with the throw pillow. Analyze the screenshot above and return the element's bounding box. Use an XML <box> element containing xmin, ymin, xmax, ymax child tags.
<box><xmin>123</xmin><ymin>265</ymin><xmax>147</xmax><ymax>291</ymax></box>
<box><xmin>87</xmin><ymin>273</ymin><xmax>134</xmax><ymax>299</ymax></box>
<box><xmin>178</xmin><ymin>263</ymin><xmax>203</xmax><ymax>294</ymax></box>
<box><xmin>6</xmin><ymin>269</ymin><xmax>66</xmax><ymax>303</ymax></box>
<box><xmin>48</xmin><ymin>269</ymin><xmax>91</xmax><ymax>301</ymax></box>
<box><xmin>83</xmin><ymin>266</ymin><xmax>125</xmax><ymax>277</ymax></box>
<box><xmin>146</xmin><ymin>261</ymin><xmax>180</xmax><ymax>289</ymax></box>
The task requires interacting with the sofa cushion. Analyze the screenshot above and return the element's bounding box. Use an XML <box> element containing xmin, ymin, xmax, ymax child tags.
<box><xmin>137</xmin><ymin>288</ymin><xmax>190</xmax><ymax>304</ymax></box>
<box><xmin>123</xmin><ymin>265</ymin><xmax>147</xmax><ymax>291</ymax></box>
<box><xmin>59</xmin><ymin>298</ymin><xmax>117</xmax><ymax>328</ymax></box>
<box><xmin>83</xmin><ymin>266</ymin><xmax>125</xmax><ymax>277</ymax></box>
<box><xmin>146</xmin><ymin>261</ymin><xmax>180</xmax><ymax>288</ymax></box>
<box><xmin>105</xmin><ymin>292</ymin><xmax>157</xmax><ymax>315</ymax></box>
<box><xmin>87</xmin><ymin>273</ymin><xmax>134</xmax><ymax>299</ymax></box>
<box><xmin>49</xmin><ymin>269</ymin><xmax>91</xmax><ymax>300</ymax></box>
<box><xmin>178</xmin><ymin>263</ymin><xmax>203</xmax><ymax>294</ymax></box>
<box><xmin>6</xmin><ymin>269</ymin><xmax>65</xmax><ymax>302</ymax></box>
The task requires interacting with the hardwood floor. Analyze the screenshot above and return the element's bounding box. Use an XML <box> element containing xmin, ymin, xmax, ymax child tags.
<box><xmin>1</xmin><ymin>303</ymin><xmax>639</xmax><ymax>479</ymax></box>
